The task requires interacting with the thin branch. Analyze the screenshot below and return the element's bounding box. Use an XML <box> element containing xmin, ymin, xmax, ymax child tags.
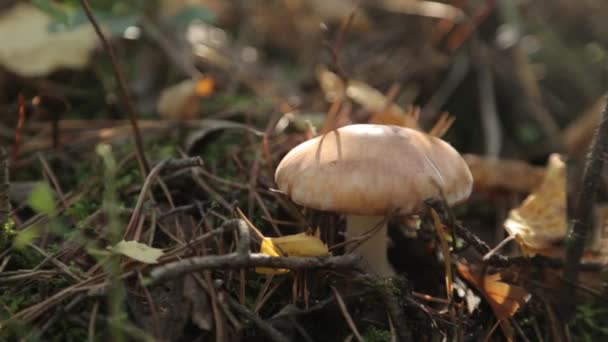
<box><xmin>0</xmin><ymin>147</ymin><xmax>8</xmax><ymax>226</ymax></box>
<box><xmin>225</xmin><ymin>295</ymin><xmax>290</xmax><ymax>342</ymax></box>
<box><xmin>149</xmin><ymin>253</ymin><xmax>360</xmax><ymax>285</ymax></box>
<box><xmin>148</xmin><ymin>219</ymin><xmax>361</xmax><ymax>285</ymax></box>
<box><xmin>79</xmin><ymin>0</ymin><xmax>150</xmax><ymax>176</ymax></box>
<box><xmin>330</xmin><ymin>285</ymin><xmax>364</xmax><ymax>342</ymax></box>
<box><xmin>124</xmin><ymin>157</ymin><xmax>204</xmax><ymax>238</ymax></box>
<box><xmin>561</xmin><ymin>95</ymin><xmax>608</xmax><ymax>314</ymax></box>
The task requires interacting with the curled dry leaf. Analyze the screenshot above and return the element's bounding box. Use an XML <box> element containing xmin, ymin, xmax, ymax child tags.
<box><xmin>157</xmin><ymin>77</ymin><xmax>215</xmax><ymax>119</ymax></box>
<box><xmin>503</xmin><ymin>154</ymin><xmax>567</xmax><ymax>254</ymax></box>
<box><xmin>256</xmin><ymin>232</ymin><xmax>330</xmax><ymax>275</ymax></box>
<box><xmin>0</xmin><ymin>3</ymin><xmax>98</xmax><ymax>77</ymax></box>
<box><xmin>111</xmin><ymin>240</ymin><xmax>164</xmax><ymax>264</ymax></box>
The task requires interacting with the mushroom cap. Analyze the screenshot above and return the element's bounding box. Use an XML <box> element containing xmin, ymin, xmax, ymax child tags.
<box><xmin>275</xmin><ymin>124</ymin><xmax>473</xmax><ymax>216</ymax></box>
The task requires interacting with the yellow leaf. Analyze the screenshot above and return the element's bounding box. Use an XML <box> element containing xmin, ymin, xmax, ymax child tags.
<box><xmin>272</xmin><ymin>233</ymin><xmax>330</xmax><ymax>257</ymax></box>
<box><xmin>255</xmin><ymin>233</ymin><xmax>330</xmax><ymax>275</ymax></box>
<box><xmin>256</xmin><ymin>237</ymin><xmax>289</xmax><ymax>275</ymax></box>
<box><xmin>503</xmin><ymin>154</ymin><xmax>567</xmax><ymax>255</ymax></box>
<box><xmin>111</xmin><ymin>240</ymin><xmax>164</xmax><ymax>264</ymax></box>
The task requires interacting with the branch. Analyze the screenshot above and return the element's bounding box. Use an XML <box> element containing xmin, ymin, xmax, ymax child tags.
<box><xmin>561</xmin><ymin>96</ymin><xmax>608</xmax><ymax>314</ymax></box>
<box><xmin>147</xmin><ymin>219</ymin><xmax>361</xmax><ymax>285</ymax></box>
<box><xmin>79</xmin><ymin>0</ymin><xmax>150</xmax><ymax>176</ymax></box>
<box><xmin>149</xmin><ymin>253</ymin><xmax>360</xmax><ymax>285</ymax></box>
<box><xmin>452</xmin><ymin>222</ymin><xmax>603</xmax><ymax>271</ymax></box>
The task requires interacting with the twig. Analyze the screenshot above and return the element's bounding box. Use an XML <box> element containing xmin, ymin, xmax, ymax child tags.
<box><xmin>11</xmin><ymin>94</ymin><xmax>27</xmax><ymax>171</ymax></box>
<box><xmin>482</xmin><ymin>235</ymin><xmax>515</xmax><ymax>262</ymax></box>
<box><xmin>561</xmin><ymin>96</ymin><xmax>608</xmax><ymax>314</ymax></box>
<box><xmin>330</xmin><ymin>285</ymin><xmax>364</xmax><ymax>342</ymax></box>
<box><xmin>79</xmin><ymin>0</ymin><xmax>150</xmax><ymax>176</ymax></box>
<box><xmin>124</xmin><ymin>157</ymin><xmax>204</xmax><ymax>238</ymax></box>
<box><xmin>0</xmin><ymin>147</ymin><xmax>8</xmax><ymax>226</ymax></box>
<box><xmin>150</xmin><ymin>253</ymin><xmax>360</xmax><ymax>285</ymax></box>
<box><xmin>148</xmin><ymin>220</ymin><xmax>361</xmax><ymax>284</ymax></box>
<box><xmin>225</xmin><ymin>295</ymin><xmax>290</xmax><ymax>342</ymax></box>
<box><xmin>422</xmin><ymin>52</ymin><xmax>470</xmax><ymax>118</ymax></box>
<box><xmin>88</xmin><ymin>300</ymin><xmax>99</xmax><ymax>342</ymax></box>
<box><xmin>137</xmin><ymin>272</ymin><xmax>162</xmax><ymax>339</ymax></box>
<box><xmin>475</xmin><ymin>40</ymin><xmax>502</xmax><ymax>157</ymax></box>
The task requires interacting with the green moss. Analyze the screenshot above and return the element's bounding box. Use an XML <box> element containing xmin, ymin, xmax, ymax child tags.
<box><xmin>569</xmin><ymin>301</ymin><xmax>608</xmax><ymax>341</ymax></box>
<box><xmin>363</xmin><ymin>327</ymin><xmax>392</xmax><ymax>342</ymax></box>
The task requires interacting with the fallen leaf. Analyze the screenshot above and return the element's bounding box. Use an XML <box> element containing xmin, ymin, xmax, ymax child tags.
<box><xmin>157</xmin><ymin>77</ymin><xmax>215</xmax><ymax>119</ymax></box>
<box><xmin>256</xmin><ymin>232</ymin><xmax>330</xmax><ymax>275</ymax></box>
<box><xmin>316</xmin><ymin>65</ymin><xmax>346</xmax><ymax>103</ymax></box>
<box><xmin>271</xmin><ymin>232</ymin><xmax>330</xmax><ymax>257</ymax></box>
<box><xmin>503</xmin><ymin>154</ymin><xmax>567</xmax><ymax>254</ymax></box>
<box><xmin>111</xmin><ymin>240</ymin><xmax>164</xmax><ymax>264</ymax></box>
<box><xmin>256</xmin><ymin>237</ymin><xmax>289</xmax><ymax>275</ymax></box>
<box><xmin>0</xmin><ymin>3</ymin><xmax>98</xmax><ymax>77</ymax></box>
<box><xmin>458</xmin><ymin>263</ymin><xmax>531</xmax><ymax>341</ymax></box>
<box><xmin>346</xmin><ymin>79</ymin><xmax>400</xmax><ymax>111</ymax></box>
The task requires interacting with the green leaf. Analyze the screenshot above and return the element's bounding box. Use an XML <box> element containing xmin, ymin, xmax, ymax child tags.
<box><xmin>28</xmin><ymin>182</ymin><xmax>56</xmax><ymax>214</ymax></box>
<box><xmin>110</xmin><ymin>240</ymin><xmax>164</xmax><ymax>264</ymax></box>
<box><xmin>14</xmin><ymin>227</ymin><xmax>40</xmax><ymax>249</ymax></box>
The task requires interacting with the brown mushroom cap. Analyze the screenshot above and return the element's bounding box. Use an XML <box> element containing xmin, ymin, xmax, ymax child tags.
<box><xmin>275</xmin><ymin>124</ymin><xmax>473</xmax><ymax>216</ymax></box>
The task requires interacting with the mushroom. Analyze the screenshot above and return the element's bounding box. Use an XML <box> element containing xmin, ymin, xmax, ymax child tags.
<box><xmin>274</xmin><ymin>124</ymin><xmax>473</xmax><ymax>277</ymax></box>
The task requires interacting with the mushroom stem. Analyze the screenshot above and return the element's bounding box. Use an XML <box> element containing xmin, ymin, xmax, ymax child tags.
<box><xmin>346</xmin><ymin>215</ymin><xmax>395</xmax><ymax>277</ymax></box>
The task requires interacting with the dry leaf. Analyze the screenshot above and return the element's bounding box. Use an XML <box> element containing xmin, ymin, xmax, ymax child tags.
<box><xmin>111</xmin><ymin>240</ymin><xmax>164</xmax><ymax>264</ymax></box>
<box><xmin>270</xmin><ymin>232</ymin><xmax>330</xmax><ymax>257</ymax></box>
<box><xmin>503</xmin><ymin>154</ymin><xmax>567</xmax><ymax>254</ymax></box>
<box><xmin>316</xmin><ymin>65</ymin><xmax>346</xmax><ymax>103</ymax></box>
<box><xmin>316</xmin><ymin>66</ymin><xmax>455</xmax><ymax>137</ymax></box>
<box><xmin>458</xmin><ymin>263</ymin><xmax>531</xmax><ymax>341</ymax></box>
<box><xmin>157</xmin><ymin>77</ymin><xmax>215</xmax><ymax>119</ymax></box>
<box><xmin>255</xmin><ymin>232</ymin><xmax>330</xmax><ymax>275</ymax></box>
<box><xmin>256</xmin><ymin>237</ymin><xmax>289</xmax><ymax>275</ymax></box>
<box><xmin>346</xmin><ymin>80</ymin><xmax>405</xmax><ymax>115</ymax></box>
<box><xmin>0</xmin><ymin>3</ymin><xmax>98</xmax><ymax>77</ymax></box>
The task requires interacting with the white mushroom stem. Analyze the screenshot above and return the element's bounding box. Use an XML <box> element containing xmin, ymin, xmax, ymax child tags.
<box><xmin>345</xmin><ymin>215</ymin><xmax>396</xmax><ymax>277</ymax></box>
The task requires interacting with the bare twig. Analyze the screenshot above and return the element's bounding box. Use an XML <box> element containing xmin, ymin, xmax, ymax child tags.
<box><xmin>475</xmin><ymin>41</ymin><xmax>502</xmax><ymax>157</ymax></box>
<box><xmin>225</xmin><ymin>295</ymin><xmax>290</xmax><ymax>342</ymax></box>
<box><xmin>125</xmin><ymin>157</ymin><xmax>204</xmax><ymax>238</ymax></box>
<box><xmin>0</xmin><ymin>147</ymin><xmax>9</xmax><ymax>226</ymax></box>
<box><xmin>79</xmin><ymin>0</ymin><xmax>150</xmax><ymax>176</ymax></box>
<box><xmin>148</xmin><ymin>219</ymin><xmax>361</xmax><ymax>284</ymax></box>
<box><xmin>88</xmin><ymin>300</ymin><xmax>99</xmax><ymax>342</ymax></box>
<box><xmin>150</xmin><ymin>253</ymin><xmax>360</xmax><ymax>285</ymax></box>
<box><xmin>561</xmin><ymin>96</ymin><xmax>608</xmax><ymax>314</ymax></box>
<box><xmin>330</xmin><ymin>286</ymin><xmax>364</xmax><ymax>342</ymax></box>
<box><xmin>11</xmin><ymin>94</ymin><xmax>27</xmax><ymax>171</ymax></box>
